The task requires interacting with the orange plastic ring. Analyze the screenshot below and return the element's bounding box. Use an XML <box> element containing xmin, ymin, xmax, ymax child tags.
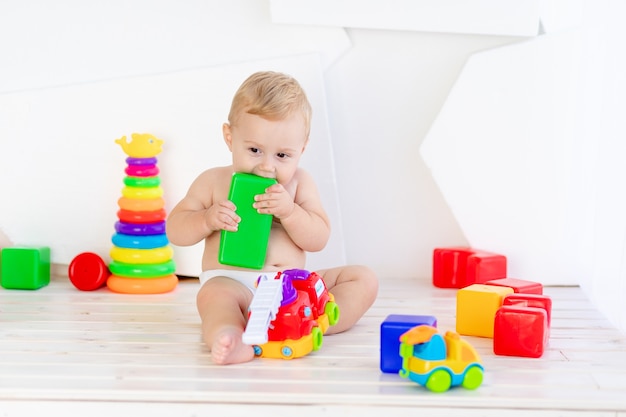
<box><xmin>118</xmin><ymin>197</ymin><xmax>165</xmax><ymax>211</ymax></box>
<box><xmin>107</xmin><ymin>274</ymin><xmax>178</xmax><ymax>294</ymax></box>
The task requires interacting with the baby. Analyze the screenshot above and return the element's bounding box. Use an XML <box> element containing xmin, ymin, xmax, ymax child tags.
<box><xmin>166</xmin><ymin>71</ymin><xmax>378</xmax><ymax>364</ymax></box>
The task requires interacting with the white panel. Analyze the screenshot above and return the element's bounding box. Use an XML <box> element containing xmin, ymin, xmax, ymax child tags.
<box><xmin>576</xmin><ymin>0</ymin><xmax>626</xmax><ymax>336</ymax></box>
<box><xmin>587</xmin><ymin>138</ymin><xmax>626</xmax><ymax>332</ymax></box>
<box><xmin>539</xmin><ymin>0</ymin><xmax>583</xmax><ymax>33</ymax></box>
<box><xmin>271</xmin><ymin>0</ymin><xmax>541</xmax><ymax>36</ymax></box>
<box><xmin>420</xmin><ymin>32</ymin><xmax>591</xmax><ymax>286</ymax></box>
<box><xmin>323</xmin><ymin>30</ymin><xmax>522</xmax><ymax>279</ymax></box>
<box><xmin>0</xmin><ymin>54</ymin><xmax>346</xmax><ymax>276</ymax></box>
<box><xmin>0</xmin><ymin>0</ymin><xmax>351</xmax><ymax>93</ymax></box>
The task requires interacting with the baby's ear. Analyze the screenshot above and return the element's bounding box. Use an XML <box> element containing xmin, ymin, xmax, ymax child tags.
<box><xmin>223</xmin><ymin>123</ymin><xmax>233</xmax><ymax>151</ymax></box>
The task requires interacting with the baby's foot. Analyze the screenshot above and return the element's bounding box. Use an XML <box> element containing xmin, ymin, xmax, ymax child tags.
<box><xmin>210</xmin><ymin>327</ymin><xmax>255</xmax><ymax>365</ymax></box>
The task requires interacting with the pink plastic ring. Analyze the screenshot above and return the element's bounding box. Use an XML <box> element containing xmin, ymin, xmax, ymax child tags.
<box><xmin>125</xmin><ymin>165</ymin><xmax>159</xmax><ymax>177</ymax></box>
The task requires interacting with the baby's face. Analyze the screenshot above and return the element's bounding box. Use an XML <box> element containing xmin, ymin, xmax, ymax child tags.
<box><xmin>225</xmin><ymin>112</ymin><xmax>307</xmax><ymax>185</ymax></box>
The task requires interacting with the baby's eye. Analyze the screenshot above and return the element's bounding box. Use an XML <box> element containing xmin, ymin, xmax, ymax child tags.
<box><xmin>249</xmin><ymin>147</ymin><xmax>260</xmax><ymax>154</ymax></box>
<box><xmin>276</xmin><ymin>152</ymin><xmax>288</xmax><ymax>159</ymax></box>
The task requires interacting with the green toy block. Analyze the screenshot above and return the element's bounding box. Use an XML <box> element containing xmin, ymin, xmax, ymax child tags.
<box><xmin>219</xmin><ymin>172</ymin><xmax>277</xmax><ymax>270</ymax></box>
<box><xmin>0</xmin><ymin>246</ymin><xmax>51</xmax><ymax>290</ymax></box>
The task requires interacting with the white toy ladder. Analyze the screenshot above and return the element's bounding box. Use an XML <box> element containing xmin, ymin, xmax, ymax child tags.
<box><xmin>242</xmin><ymin>274</ymin><xmax>284</xmax><ymax>345</ymax></box>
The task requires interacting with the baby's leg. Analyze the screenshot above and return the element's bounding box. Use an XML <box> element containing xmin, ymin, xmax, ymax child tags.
<box><xmin>196</xmin><ymin>276</ymin><xmax>255</xmax><ymax>365</ymax></box>
<box><xmin>317</xmin><ymin>265</ymin><xmax>379</xmax><ymax>334</ymax></box>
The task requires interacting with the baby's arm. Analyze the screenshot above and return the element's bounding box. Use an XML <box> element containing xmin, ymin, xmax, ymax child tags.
<box><xmin>166</xmin><ymin>169</ymin><xmax>240</xmax><ymax>247</ymax></box>
<box><xmin>253</xmin><ymin>169</ymin><xmax>330</xmax><ymax>252</ymax></box>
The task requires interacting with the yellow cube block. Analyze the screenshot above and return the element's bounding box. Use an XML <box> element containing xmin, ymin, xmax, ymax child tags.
<box><xmin>456</xmin><ymin>284</ymin><xmax>514</xmax><ymax>338</ymax></box>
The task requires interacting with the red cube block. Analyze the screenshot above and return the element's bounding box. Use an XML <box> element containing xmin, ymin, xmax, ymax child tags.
<box><xmin>494</xmin><ymin>305</ymin><xmax>548</xmax><ymax>358</ymax></box>
<box><xmin>485</xmin><ymin>277</ymin><xmax>543</xmax><ymax>295</ymax></box>
<box><xmin>503</xmin><ymin>293</ymin><xmax>552</xmax><ymax>325</ymax></box>
<box><xmin>433</xmin><ymin>247</ymin><xmax>507</xmax><ymax>289</ymax></box>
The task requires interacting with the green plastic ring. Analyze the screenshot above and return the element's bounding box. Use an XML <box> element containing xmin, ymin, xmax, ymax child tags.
<box><xmin>108</xmin><ymin>259</ymin><xmax>176</xmax><ymax>278</ymax></box>
<box><xmin>124</xmin><ymin>176</ymin><xmax>161</xmax><ymax>188</ymax></box>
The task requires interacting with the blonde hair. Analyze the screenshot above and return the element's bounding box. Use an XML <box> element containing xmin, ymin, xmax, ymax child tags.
<box><xmin>228</xmin><ymin>71</ymin><xmax>312</xmax><ymax>137</ymax></box>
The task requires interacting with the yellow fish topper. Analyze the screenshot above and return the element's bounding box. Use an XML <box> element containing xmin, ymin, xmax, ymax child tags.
<box><xmin>115</xmin><ymin>133</ymin><xmax>164</xmax><ymax>158</ymax></box>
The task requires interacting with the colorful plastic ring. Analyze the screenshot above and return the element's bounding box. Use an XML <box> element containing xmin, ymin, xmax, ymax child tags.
<box><xmin>121</xmin><ymin>186</ymin><xmax>163</xmax><ymax>200</ymax></box>
<box><xmin>123</xmin><ymin>176</ymin><xmax>161</xmax><ymax>188</ymax></box>
<box><xmin>107</xmin><ymin>274</ymin><xmax>178</xmax><ymax>294</ymax></box>
<box><xmin>126</xmin><ymin>157</ymin><xmax>157</xmax><ymax>166</ymax></box>
<box><xmin>125</xmin><ymin>165</ymin><xmax>159</xmax><ymax>177</ymax></box>
<box><xmin>111</xmin><ymin>233</ymin><xmax>169</xmax><ymax>249</ymax></box>
<box><xmin>117</xmin><ymin>208</ymin><xmax>167</xmax><ymax>224</ymax></box>
<box><xmin>108</xmin><ymin>259</ymin><xmax>176</xmax><ymax>278</ymax></box>
<box><xmin>118</xmin><ymin>197</ymin><xmax>165</xmax><ymax>211</ymax></box>
<box><xmin>115</xmin><ymin>220</ymin><xmax>166</xmax><ymax>236</ymax></box>
<box><xmin>68</xmin><ymin>252</ymin><xmax>110</xmax><ymax>291</ymax></box>
<box><xmin>110</xmin><ymin>246</ymin><xmax>174</xmax><ymax>264</ymax></box>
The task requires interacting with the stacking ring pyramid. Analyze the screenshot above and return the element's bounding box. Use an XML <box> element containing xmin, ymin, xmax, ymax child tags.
<box><xmin>108</xmin><ymin>133</ymin><xmax>177</xmax><ymax>294</ymax></box>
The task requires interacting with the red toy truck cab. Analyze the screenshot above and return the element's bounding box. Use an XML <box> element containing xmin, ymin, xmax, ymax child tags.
<box><xmin>252</xmin><ymin>269</ymin><xmax>340</xmax><ymax>359</ymax></box>
<box><xmin>266</xmin><ymin>278</ymin><xmax>317</xmax><ymax>342</ymax></box>
<box><xmin>284</xmin><ymin>269</ymin><xmax>340</xmax><ymax>333</ymax></box>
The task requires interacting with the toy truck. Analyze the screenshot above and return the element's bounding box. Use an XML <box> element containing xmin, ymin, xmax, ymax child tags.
<box><xmin>399</xmin><ymin>325</ymin><xmax>484</xmax><ymax>392</ymax></box>
<box><xmin>283</xmin><ymin>268</ymin><xmax>339</xmax><ymax>334</ymax></box>
<box><xmin>244</xmin><ymin>269</ymin><xmax>340</xmax><ymax>359</ymax></box>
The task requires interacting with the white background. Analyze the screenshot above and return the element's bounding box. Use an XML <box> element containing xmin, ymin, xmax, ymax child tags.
<box><xmin>1</xmin><ymin>1</ymin><xmax>625</xmax><ymax>332</ymax></box>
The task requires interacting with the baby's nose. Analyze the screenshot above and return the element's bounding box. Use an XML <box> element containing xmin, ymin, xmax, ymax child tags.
<box><xmin>256</xmin><ymin>159</ymin><xmax>275</xmax><ymax>177</ymax></box>
<box><xmin>258</xmin><ymin>158</ymin><xmax>274</xmax><ymax>172</ymax></box>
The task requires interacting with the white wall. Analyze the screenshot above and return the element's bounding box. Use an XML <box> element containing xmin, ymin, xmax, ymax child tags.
<box><xmin>324</xmin><ymin>30</ymin><xmax>520</xmax><ymax>278</ymax></box>
<box><xmin>577</xmin><ymin>0</ymin><xmax>626</xmax><ymax>332</ymax></box>
<box><xmin>0</xmin><ymin>1</ymin><xmax>351</xmax><ymax>276</ymax></box>
<box><xmin>1</xmin><ymin>0</ymin><xmax>625</xmax><ymax>332</ymax></box>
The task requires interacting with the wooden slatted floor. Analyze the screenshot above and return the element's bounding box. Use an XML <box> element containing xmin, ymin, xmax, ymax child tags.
<box><xmin>1</xmin><ymin>269</ymin><xmax>626</xmax><ymax>416</ymax></box>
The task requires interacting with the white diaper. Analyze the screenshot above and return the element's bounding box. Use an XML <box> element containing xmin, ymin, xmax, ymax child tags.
<box><xmin>198</xmin><ymin>269</ymin><xmax>275</xmax><ymax>293</ymax></box>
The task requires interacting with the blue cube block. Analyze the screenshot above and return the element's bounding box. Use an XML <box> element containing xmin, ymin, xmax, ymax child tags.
<box><xmin>380</xmin><ymin>314</ymin><xmax>437</xmax><ymax>373</ymax></box>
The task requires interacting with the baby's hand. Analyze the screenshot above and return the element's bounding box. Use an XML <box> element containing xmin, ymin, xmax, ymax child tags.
<box><xmin>253</xmin><ymin>183</ymin><xmax>295</xmax><ymax>219</ymax></box>
<box><xmin>205</xmin><ymin>200</ymin><xmax>240</xmax><ymax>232</ymax></box>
